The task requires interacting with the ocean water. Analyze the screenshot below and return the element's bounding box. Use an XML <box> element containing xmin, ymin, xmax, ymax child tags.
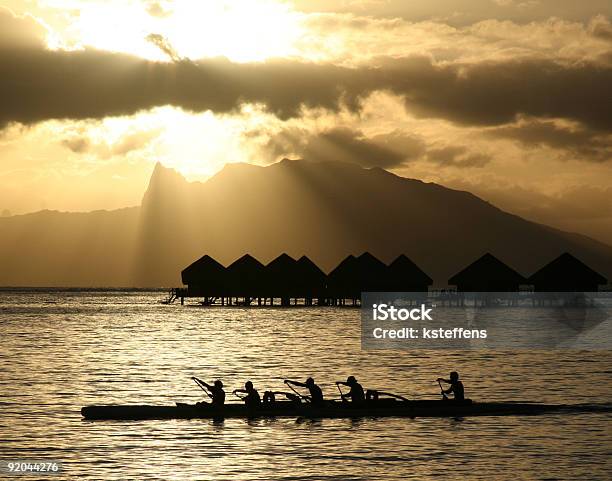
<box><xmin>0</xmin><ymin>290</ymin><xmax>610</xmax><ymax>480</ymax></box>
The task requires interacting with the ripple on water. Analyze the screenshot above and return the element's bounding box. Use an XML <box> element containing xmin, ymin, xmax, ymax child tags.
<box><xmin>0</xmin><ymin>291</ymin><xmax>610</xmax><ymax>480</ymax></box>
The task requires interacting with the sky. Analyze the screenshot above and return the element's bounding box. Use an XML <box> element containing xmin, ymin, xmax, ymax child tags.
<box><xmin>0</xmin><ymin>0</ymin><xmax>611</xmax><ymax>245</ymax></box>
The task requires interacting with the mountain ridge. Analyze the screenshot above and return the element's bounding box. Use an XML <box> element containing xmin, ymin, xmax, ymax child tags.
<box><xmin>0</xmin><ymin>159</ymin><xmax>610</xmax><ymax>287</ymax></box>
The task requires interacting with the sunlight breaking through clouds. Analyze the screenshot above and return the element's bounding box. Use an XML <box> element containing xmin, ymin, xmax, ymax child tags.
<box><xmin>0</xmin><ymin>0</ymin><xmax>611</xmax><ymax>244</ymax></box>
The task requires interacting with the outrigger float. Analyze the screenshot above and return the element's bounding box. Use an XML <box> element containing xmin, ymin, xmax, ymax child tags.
<box><xmin>81</xmin><ymin>399</ymin><xmax>612</xmax><ymax>421</ymax></box>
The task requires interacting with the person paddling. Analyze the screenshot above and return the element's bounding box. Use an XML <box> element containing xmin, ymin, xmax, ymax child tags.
<box><xmin>284</xmin><ymin>377</ymin><xmax>324</xmax><ymax>405</ymax></box>
<box><xmin>233</xmin><ymin>381</ymin><xmax>261</xmax><ymax>407</ymax></box>
<box><xmin>192</xmin><ymin>377</ymin><xmax>225</xmax><ymax>407</ymax></box>
<box><xmin>337</xmin><ymin>376</ymin><xmax>365</xmax><ymax>403</ymax></box>
<box><xmin>203</xmin><ymin>379</ymin><xmax>225</xmax><ymax>406</ymax></box>
<box><xmin>437</xmin><ymin>371</ymin><xmax>465</xmax><ymax>401</ymax></box>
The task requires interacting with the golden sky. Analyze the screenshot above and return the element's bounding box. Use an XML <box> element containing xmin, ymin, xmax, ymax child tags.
<box><xmin>0</xmin><ymin>0</ymin><xmax>611</xmax><ymax>244</ymax></box>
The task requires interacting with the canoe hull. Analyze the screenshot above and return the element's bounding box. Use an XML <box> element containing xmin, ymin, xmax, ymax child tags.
<box><xmin>80</xmin><ymin>400</ymin><xmax>612</xmax><ymax>421</ymax></box>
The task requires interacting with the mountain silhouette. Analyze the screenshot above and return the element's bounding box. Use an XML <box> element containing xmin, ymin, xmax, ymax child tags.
<box><xmin>1</xmin><ymin>159</ymin><xmax>611</xmax><ymax>287</ymax></box>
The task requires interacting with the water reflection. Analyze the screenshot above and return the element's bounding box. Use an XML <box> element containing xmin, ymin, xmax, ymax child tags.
<box><xmin>0</xmin><ymin>291</ymin><xmax>610</xmax><ymax>480</ymax></box>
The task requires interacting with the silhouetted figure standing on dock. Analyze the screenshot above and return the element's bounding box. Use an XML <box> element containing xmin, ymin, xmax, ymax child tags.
<box><xmin>233</xmin><ymin>381</ymin><xmax>261</xmax><ymax>407</ymax></box>
<box><xmin>284</xmin><ymin>377</ymin><xmax>324</xmax><ymax>405</ymax></box>
<box><xmin>337</xmin><ymin>376</ymin><xmax>365</xmax><ymax>403</ymax></box>
<box><xmin>437</xmin><ymin>371</ymin><xmax>465</xmax><ymax>401</ymax></box>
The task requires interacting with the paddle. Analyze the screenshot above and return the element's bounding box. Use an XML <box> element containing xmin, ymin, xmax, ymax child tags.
<box><xmin>335</xmin><ymin>381</ymin><xmax>347</xmax><ymax>402</ymax></box>
<box><xmin>191</xmin><ymin>376</ymin><xmax>213</xmax><ymax>399</ymax></box>
<box><xmin>283</xmin><ymin>380</ymin><xmax>311</xmax><ymax>403</ymax></box>
<box><xmin>437</xmin><ymin>379</ymin><xmax>448</xmax><ymax>400</ymax></box>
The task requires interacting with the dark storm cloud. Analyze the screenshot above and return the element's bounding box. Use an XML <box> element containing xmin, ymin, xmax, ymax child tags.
<box><xmin>380</xmin><ymin>56</ymin><xmax>612</xmax><ymax>132</ymax></box>
<box><xmin>1</xmin><ymin>8</ymin><xmax>611</xmax><ymax>132</ymax></box>
<box><xmin>490</xmin><ymin>119</ymin><xmax>612</xmax><ymax>162</ymax></box>
<box><xmin>3</xmin><ymin>49</ymin><xmax>611</xmax><ymax>131</ymax></box>
<box><xmin>0</xmin><ymin>48</ymin><xmax>377</xmax><ymax>126</ymax></box>
<box><xmin>262</xmin><ymin>126</ymin><xmax>425</xmax><ymax>168</ymax></box>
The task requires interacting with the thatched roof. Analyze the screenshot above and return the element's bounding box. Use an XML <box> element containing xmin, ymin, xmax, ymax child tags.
<box><xmin>295</xmin><ymin>255</ymin><xmax>326</xmax><ymax>289</ymax></box>
<box><xmin>265</xmin><ymin>253</ymin><xmax>298</xmax><ymax>294</ymax></box>
<box><xmin>264</xmin><ymin>254</ymin><xmax>327</xmax><ymax>296</ymax></box>
<box><xmin>387</xmin><ymin>254</ymin><xmax>432</xmax><ymax>288</ymax></box>
<box><xmin>226</xmin><ymin>254</ymin><xmax>265</xmax><ymax>294</ymax></box>
<box><xmin>448</xmin><ymin>253</ymin><xmax>525</xmax><ymax>289</ymax></box>
<box><xmin>528</xmin><ymin>252</ymin><xmax>607</xmax><ymax>289</ymax></box>
<box><xmin>181</xmin><ymin>254</ymin><xmax>225</xmax><ymax>286</ymax></box>
<box><xmin>357</xmin><ymin>252</ymin><xmax>386</xmax><ymax>275</ymax></box>
<box><xmin>328</xmin><ymin>254</ymin><xmax>357</xmax><ymax>280</ymax></box>
<box><xmin>266</xmin><ymin>253</ymin><xmax>297</xmax><ymax>275</ymax></box>
<box><xmin>356</xmin><ymin>252</ymin><xmax>387</xmax><ymax>290</ymax></box>
<box><xmin>328</xmin><ymin>252</ymin><xmax>388</xmax><ymax>295</ymax></box>
<box><xmin>327</xmin><ymin>254</ymin><xmax>358</xmax><ymax>295</ymax></box>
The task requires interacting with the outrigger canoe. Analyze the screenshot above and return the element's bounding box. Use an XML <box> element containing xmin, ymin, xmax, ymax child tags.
<box><xmin>81</xmin><ymin>399</ymin><xmax>612</xmax><ymax>421</ymax></box>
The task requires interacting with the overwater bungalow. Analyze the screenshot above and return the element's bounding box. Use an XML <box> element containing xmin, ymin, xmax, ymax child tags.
<box><xmin>386</xmin><ymin>254</ymin><xmax>433</xmax><ymax>292</ymax></box>
<box><xmin>327</xmin><ymin>254</ymin><xmax>358</xmax><ymax>303</ymax></box>
<box><xmin>226</xmin><ymin>254</ymin><xmax>266</xmax><ymax>303</ymax></box>
<box><xmin>265</xmin><ymin>253</ymin><xmax>300</xmax><ymax>306</ymax></box>
<box><xmin>357</xmin><ymin>252</ymin><xmax>389</xmax><ymax>292</ymax></box>
<box><xmin>528</xmin><ymin>252</ymin><xmax>607</xmax><ymax>292</ymax></box>
<box><xmin>327</xmin><ymin>252</ymin><xmax>388</xmax><ymax>304</ymax></box>
<box><xmin>295</xmin><ymin>255</ymin><xmax>327</xmax><ymax>305</ymax></box>
<box><xmin>264</xmin><ymin>254</ymin><xmax>328</xmax><ymax>305</ymax></box>
<box><xmin>180</xmin><ymin>254</ymin><xmax>226</xmax><ymax>298</ymax></box>
<box><xmin>448</xmin><ymin>253</ymin><xmax>526</xmax><ymax>292</ymax></box>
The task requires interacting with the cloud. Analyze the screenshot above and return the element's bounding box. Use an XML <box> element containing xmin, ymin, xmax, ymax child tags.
<box><xmin>450</xmin><ymin>177</ymin><xmax>612</xmax><ymax>220</ymax></box>
<box><xmin>260</xmin><ymin>126</ymin><xmax>425</xmax><ymax>168</ymax></box>
<box><xmin>61</xmin><ymin>129</ymin><xmax>159</xmax><ymax>158</ymax></box>
<box><xmin>490</xmin><ymin>118</ymin><xmax>612</xmax><ymax>162</ymax></box>
<box><xmin>588</xmin><ymin>14</ymin><xmax>612</xmax><ymax>40</ymax></box>
<box><xmin>299</xmin><ymin>13</ymin><xmax>612</xmax><ymax>65</ymax></box>
<box><xmin>0</xmin><ymin>49</ymin><xmax>367</xmax><ymax>126</ymax></box>
<box><xmin>492</xmin><ymin>0</ymin><xmax>539</xmax><ymax>8</ymax></box>
<box><xmin>290</xmin><ymin>1</ymin><xmax>612</xmax><ymax>26</ymax></box>
<box><xmin>0</xmin><ymin>7</ymin><xmax>48</xmax><ymax>49</ymax></box>
<box><xmin>145</xmin><ymin>1</ymin><xmax>172</xmax><ymax>18</ymax></box>
<box><xmin>145</xmin><ymin>33</ymin><xmax>182</xmax><ymax>62</ymax></box>
<box><xmin>1</xmin><ymin>45</ymin><xmax>611</xmax><ymax>133</ymax></box>
<box><xmin>62</xmin><ymin>136</ymin><xmax>90</xmax><ymax>153</ymax></box>
<box><xmin>254</xmin><ymin>123</ymin><xmax>493</xmax><ymax>169</ymax></box>
<box><xmin>111</xmin><ymin>130</ymin><xmax>159</xmax><ymax>156</ymax></box>
<box><xmin>426</xmin><ymin>146</ymin><xmax>492</xmax><ymax>167</ymax></box>
<box><xmin>1</xmin><ymin>7</ymin><xmax>611</xmax><ymax>134</ymax></box>
<box><xmin>384</xmin><ymin>56</ymin><xmax>612</xmax><ymax>132</ymax></box>
<box><xmin>445</xmin><ymin>176</ymin><xmax>612</xmax><ymax>244</ymax></box>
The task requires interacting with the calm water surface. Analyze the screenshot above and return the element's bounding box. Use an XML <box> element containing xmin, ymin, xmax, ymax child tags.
<box><xmin>0</xmin><ymin>291</ymin><xmax>611</xmax><ymax>480</ymax></box>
